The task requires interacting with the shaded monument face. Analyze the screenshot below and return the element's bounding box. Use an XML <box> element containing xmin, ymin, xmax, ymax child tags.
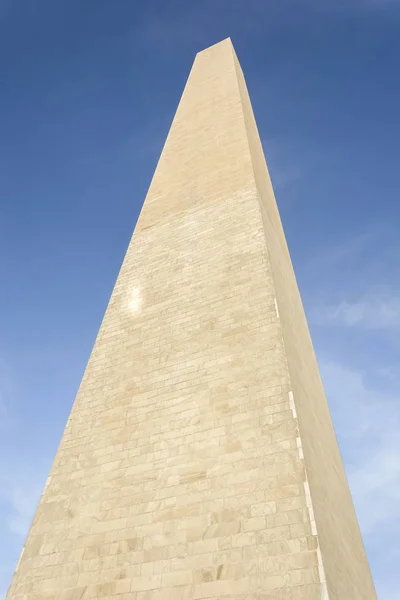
<box><xmin>6</xmin><ymin>39</ymin><xmax>376</xmax><ymax>600</ymax></box>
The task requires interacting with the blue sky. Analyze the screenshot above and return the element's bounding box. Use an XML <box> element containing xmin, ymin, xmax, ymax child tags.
<box><xmin>0</xmin><ymin>0</ymin><xmax>399</xmax><ymax>597</ymax></box>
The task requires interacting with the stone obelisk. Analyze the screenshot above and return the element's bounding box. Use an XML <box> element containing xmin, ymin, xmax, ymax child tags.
<box><xmin>6</xmin><ymin>38</ymin><xmax>376</xmax><ymax>600</ymax></box>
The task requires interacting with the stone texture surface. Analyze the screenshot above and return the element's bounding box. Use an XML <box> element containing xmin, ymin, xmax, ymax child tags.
<box><xmin>6</xmin><ymin>39</ymin><xmax>376</xmax><ymax>599</ymax></box>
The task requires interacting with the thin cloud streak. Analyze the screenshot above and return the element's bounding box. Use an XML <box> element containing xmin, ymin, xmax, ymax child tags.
<box><xmin>314</xmin><ymin>293</ymin><xmax>400</xmax><ymax>331</ymax></box>
<box><xmin>321</xmin><ymin>360</ymin><xmax>400</xmax><ymax>539</ymax></box>
<box><xmin>321</xmin><ymin>360</ymin><xmax>400</xmax><ymax>600</ymax></box>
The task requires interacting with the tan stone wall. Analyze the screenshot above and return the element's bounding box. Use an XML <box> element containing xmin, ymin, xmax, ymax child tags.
<box><xmin>6</xmin><ymin>39</ymin><xmax>375</xmax><ymax>599</ymax></box>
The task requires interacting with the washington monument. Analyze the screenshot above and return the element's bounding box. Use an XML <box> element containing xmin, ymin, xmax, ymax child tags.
<box><xmin>6</xmin><ymin>39</ymin><xmax>376</xmax><ymax>599</ymax></box>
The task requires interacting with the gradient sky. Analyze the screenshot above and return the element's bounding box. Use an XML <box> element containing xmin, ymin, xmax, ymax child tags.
<box><xmin>1</xmin><ymin>0</ymin><xmax>399</xmax><ymax>597</ymax></box>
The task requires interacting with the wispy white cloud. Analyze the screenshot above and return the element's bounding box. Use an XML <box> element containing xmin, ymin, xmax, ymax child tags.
<box><xmin>0</xmin><ymin>468</ymin><xmax>44</xmax><ymax>598</ymax></box>
<box><xmin>314</xmin><ymin>292</ymin><xmax>400</xmax><ymax>331</ymax></box>
<box><xmin>350</xmin><ymin>440</ymin><xmax>400</xmax><ymax>534</ymax></box>
<box><xmin>0</xmin><ymin>565</ymin><xmax>10</xmax><ymax>600</ymax></box>
<box><xmin>302</xmin><ymin>228</ymin><xmax>380</xmax><ymax>280</ymax></box>
<box><xmin>4</xmin><ymin>482</ymin><xmax>42</xmax><ymax>537</ymax></box>
<box><xmin>322</xmin><ymin>362</ymin><xmax>400</xmax><ymax>530</ymax></box>
<box><xmin>321</xmin><ymin>360</ymin><xmax>400</xmax><ymax>599</ymax></box>
<box><xmin>0</xmin><ymin>356</ymin><xmax>45</xmax><ymax>598</ymax></box>
<box><xmin>376</xmin><ymin>364</ymin><xmax>400</xmax><ymax>385</ymax></box>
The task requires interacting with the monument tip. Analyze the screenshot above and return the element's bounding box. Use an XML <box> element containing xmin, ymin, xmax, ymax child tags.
<box><xmin>196</xmin><ymin>37</ymin><xmax>234</xmax><ymax>56</ymax></box>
